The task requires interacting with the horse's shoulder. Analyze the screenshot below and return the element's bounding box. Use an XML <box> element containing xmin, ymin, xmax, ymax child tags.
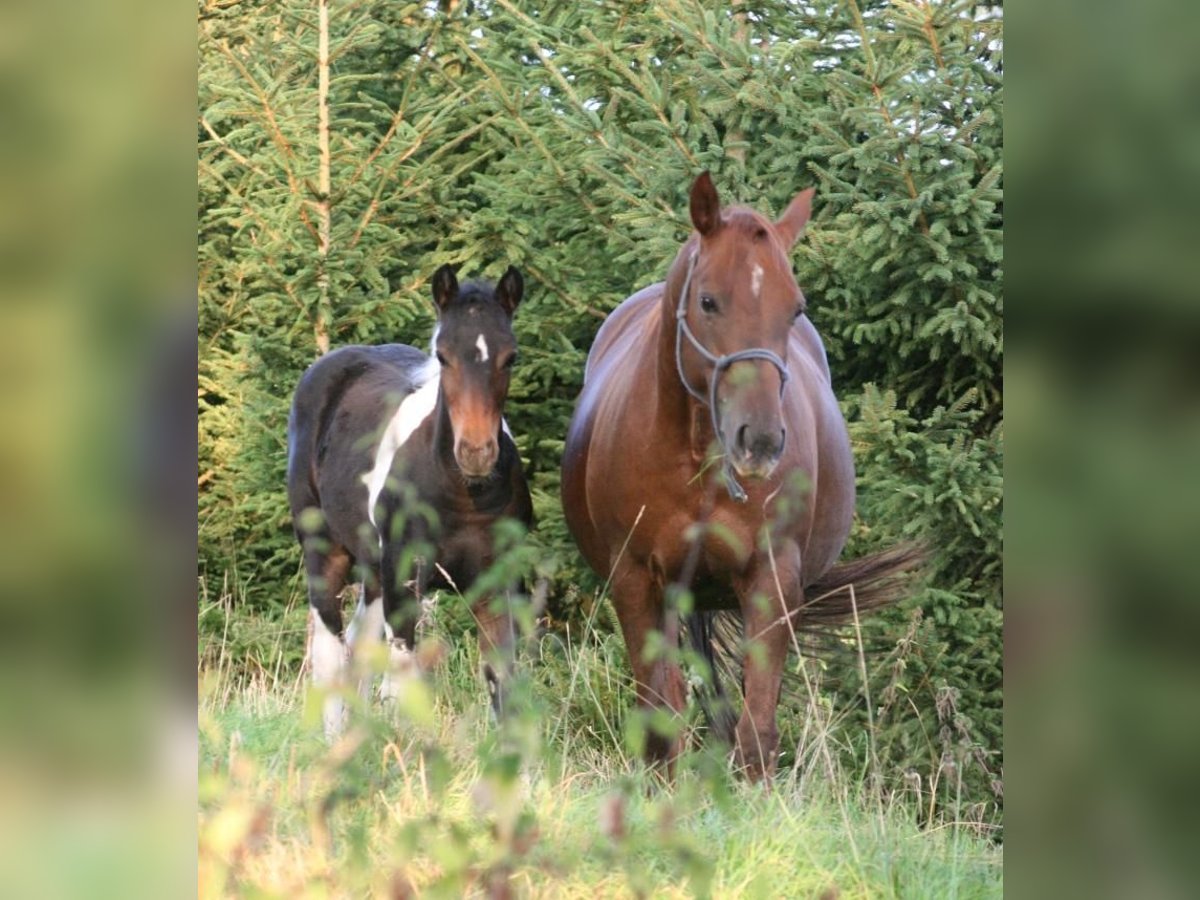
<box><xmin>293</xmin><ymin>343</ymin><xmax>434</xmax><ymax>467</ymax></box>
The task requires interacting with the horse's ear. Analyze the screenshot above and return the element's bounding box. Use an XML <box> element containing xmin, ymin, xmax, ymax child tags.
<box><xmin>431</xmin><ymin>264</ymin><xmax>458</xmax><ymax>310</ymax></box>
<box><xmin>775</xmin><ymin>187</ymin><xmax>815</xmax><ymax>248</ymax></box>
<box><xmin>496</xmin><ymin>266</ymin><xmax>523</xmax><ymax>316</ymax></box>
<box><xmin>689</xmin><ymin>171</ymin><xmax>721</xmax><ymax>237</ymax></box>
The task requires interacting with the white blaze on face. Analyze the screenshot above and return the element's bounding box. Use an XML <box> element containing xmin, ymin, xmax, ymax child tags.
<box><xmin>362</xmin><ymin>357</ymin><xmax>441</xmax><ymax>532</ymax></box>
<box><xmin>310</xmin><ymin>608</ymin><xmax>347</xmax><ymax>739</ymax></box>
<box><xmin>475</xmin><ymin>333</ymin><xmax>489</xmax><ymax>362</ymax></box>
<box><xmin>751</xmin><ymin>263</ymin><xmax>764</xmax><ymax>299</ymax></box>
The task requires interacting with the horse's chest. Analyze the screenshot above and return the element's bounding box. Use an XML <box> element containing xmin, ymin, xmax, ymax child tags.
<box><xmin>431</xmin><ymin>515</ymin><xmax>494</xmax><ymax>581</ymax></box>
<box><xmin>640</xmin><ymin>506</ymin><xmax>758</xmax><ymax>583</ymax></box>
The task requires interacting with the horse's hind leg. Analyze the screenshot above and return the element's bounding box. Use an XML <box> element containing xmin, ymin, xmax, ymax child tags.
<box><xmin>473</xmin><ymin>590</ymin><xmax>517</xmax><ymax>718</ymax></box>
<box><xmin>303</xmin><ymin>537</ymin><xmax>353</xmax><ymax>740</ymax></box>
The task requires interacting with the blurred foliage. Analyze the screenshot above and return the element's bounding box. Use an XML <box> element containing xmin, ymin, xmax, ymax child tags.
<box><xmin>199</xmin><ymin>608</ymin><xmax>1002</xmax><ymax>897</ymax></box>
<box><xmin>198</xmin><ymin>0</ymin><xmax>1001</xmax><ymax>812</ymax></box>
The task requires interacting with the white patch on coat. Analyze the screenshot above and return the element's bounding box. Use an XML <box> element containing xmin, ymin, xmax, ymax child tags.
<box><xmin>475</xmin><ymin>333</ymin><xmax>489</xmax><ymax>362</ymax></box>
<box><xmin>751</xmin><ymin>263</ymin><xmax>764</xmax><ymax>298</ymax></box>
<box><xmin>310</xmin><ymin>609</ymin><xmax>347</xmax><ymax>739</ymax></box>
<box><xmin>362</xmin><ymin>358</ymin><xmax>441</xmax><ymax>529</ymax></box>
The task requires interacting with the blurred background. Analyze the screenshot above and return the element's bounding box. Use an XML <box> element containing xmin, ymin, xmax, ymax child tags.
<box><xmin>0</xmin><ymin>0</ymin><xmax>195</xmax><ymax>896</ymax></box>
<box><xmin>0</xmin><ymin>0</ymin><xmax>1196</xmax><ymax>895</ymax></box>
<box><xmin>1006</xmin><ymin>0</ymin><xmax>1200</xmax><ymax>896</ymax></box>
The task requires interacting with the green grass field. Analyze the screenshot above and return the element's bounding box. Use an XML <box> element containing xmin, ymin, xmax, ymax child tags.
<box><xmin>199</xmin><ymin>596</ymin><xmax>1001</xmax><ymax>898</ymax></box>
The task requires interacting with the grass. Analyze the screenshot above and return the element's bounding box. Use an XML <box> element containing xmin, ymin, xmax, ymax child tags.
<box><xmin>199</xmin><ymin>589</ymin><xmax>1001</xmax><ymax>898</ymax></box>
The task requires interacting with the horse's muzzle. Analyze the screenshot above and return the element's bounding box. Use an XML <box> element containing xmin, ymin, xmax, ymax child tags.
<box><xmin>455</xmin><ymin>438</ymin><xmax>499</xmax><ymax>478</ymax></box>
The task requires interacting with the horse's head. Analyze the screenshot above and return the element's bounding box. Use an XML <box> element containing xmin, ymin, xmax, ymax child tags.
<box><xmin>430</xmin><ymin>264</ymin><xmax>523</xmax><ymax>479</ymax></box>
<box><xmin>674</xmin><ymin>171</ymin><xmax>814</xmax><ymax>484</ymax></box>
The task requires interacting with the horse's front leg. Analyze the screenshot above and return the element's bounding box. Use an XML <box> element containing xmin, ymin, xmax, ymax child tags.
<box><xmin>610</xmin><ymin>562</ymin><xmax>687</xmax><ymax>776</ymax></box>
<box><xmin>734</xmin><ymin>542</ymin><xmax>802</xmax><ymax>783</ymax></box>
<box><xmin>345</xmin><ymin>580</ymin><xmax>385</xmax><ymax>705</ymax></box>
<box><xmin>473</xmin><ymin>587</ymin><xmax>517</xmax><ymax>719</ymax></box>
<box><xmin>378</xmin><ymin>533</ymin><xmax>426</xmax><ymax>705</ymax></box>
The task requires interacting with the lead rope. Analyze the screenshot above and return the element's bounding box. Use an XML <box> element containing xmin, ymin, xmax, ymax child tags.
<box><xmin>674</xmin><ymin>249</ymin><xmax>790</xmax><ymax>503</ymax></box>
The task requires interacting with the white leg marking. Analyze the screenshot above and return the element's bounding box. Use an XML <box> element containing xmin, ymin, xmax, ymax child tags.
<box><xmin>475</xmin><ymin>333</ymin><xmax>489</xmax><ymax>362</ymax></box>
<box><xmin>362</xmin><ymin>359</ymin><xmax>441</xmax><ymax>532</ymax></box>
<box><xmin>751</xmin><ymin>263</ymin><xmax>764</xmax><ymax>299</ymax></box>
<box><xmin>379</xmin><ymin>622</ymin><xmax>420</xmax><ymax>704</ymax></box>
<box><xmin>345</xmin><ymin>590</ymin><xmax>385</xmax><ymax>703</ymax></box>
<box><xmin>310</xmin><ymin>609</ymin><xmax>347</xmax><ymax>739</ymax></box>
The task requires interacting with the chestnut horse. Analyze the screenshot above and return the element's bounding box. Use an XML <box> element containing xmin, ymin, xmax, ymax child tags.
<box><xmin>288</xmin><ymin>265</ymin><xmax>532</xmax><ymax>738</ymax></box>
<box><xmin>562</xmin><ymin>173</ymin><xmax>920</xmax><ymax>781</ymax></box>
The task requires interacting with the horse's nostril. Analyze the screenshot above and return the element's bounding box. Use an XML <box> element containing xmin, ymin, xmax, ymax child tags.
<box><xmin>740</xmin><ymin>426</ymin><xmax>785</xmax><ymax>461</ymax></box>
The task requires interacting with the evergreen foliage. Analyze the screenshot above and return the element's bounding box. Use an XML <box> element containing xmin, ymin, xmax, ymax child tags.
<box><xmin>199</xmin><ymin>0</ymin><xmax>1002</xmax><ymax>810</ymax></box>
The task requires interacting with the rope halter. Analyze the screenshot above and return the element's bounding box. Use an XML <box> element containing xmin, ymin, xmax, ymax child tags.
<box><xmin>673</xmin><ymin>249</ymin><xmax>789</xmax><ymax>502</ymax></box>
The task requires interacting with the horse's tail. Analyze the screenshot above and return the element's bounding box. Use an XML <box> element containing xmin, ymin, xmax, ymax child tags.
<box><xmin>796</xmin><ymin>541</ymin><xmax>928</xmax><ymax>631</ymax></box>
<box><xmin>685</xmin><ymin>542</ymin><xmax>927</xmax><ymax>739</ymax></box>
<box><xmin>685</xmin><ymin>610</ymin><xmax>739</xmax><ymax>746</ymax></box>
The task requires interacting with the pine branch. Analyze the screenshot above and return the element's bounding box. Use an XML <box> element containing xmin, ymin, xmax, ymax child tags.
<box><xmin>199</xmin><ymin>116</ymin><xmax>270</xmax><ymax>179</ymax></box>
<box><xmin>212</xmin><ymin>37</ymin><xmax>321</xmax><ymax>245</ymax></box>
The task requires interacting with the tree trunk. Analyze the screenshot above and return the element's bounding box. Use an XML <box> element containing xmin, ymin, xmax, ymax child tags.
<box><xmin>314</xmin><ymin>0</ymin><xmax>332</xmax><ymax>355</ymax></box>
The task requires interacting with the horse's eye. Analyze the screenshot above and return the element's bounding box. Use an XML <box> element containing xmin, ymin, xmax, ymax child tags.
<box><xmin>502</xmin><ymin>353</ymin><xmax>518</xmax><ymax>370</ymax></box>
<box><xmin>793</xmin><ymin>305</ymin><xmax>805</xmax><ymax>321</ymax></box>
<box><xmin>699</xmin><ymin>294</ymin><xmax>719</xmax><ymax>314</ymax></box>
<box><xmin>435</xmin><ymin>351</ymin><xmax>449</xmax><ymax>367</ymax></box>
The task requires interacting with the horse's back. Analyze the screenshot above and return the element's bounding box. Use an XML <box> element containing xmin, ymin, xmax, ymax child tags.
<box><xmin>784</xmin><ymin>316</ymin><xmax>855</xmax><ymax>580</ymax></box>
<box><xmin>570</xmin><ymin>282</ymin><xmax>663</xmax><ymax>448</ymax></box>
<box><xmin>583</xmin><ymin>283</ymin><xmax>664</xmax><ymax>382</ymax></box>
<box><xmin>287</xmin><ymin>343</ymin><xmax>430</xmax><ymax>521</ymax></box>
<box><xmin>567</xmin><ymin>282</ymin><xmax>668</xmax><ymax>469</ymax></box>
<box><xmin>791</xmin><ymin>315</ymin><xmax>833</xmax><ymax>384</ymax></box>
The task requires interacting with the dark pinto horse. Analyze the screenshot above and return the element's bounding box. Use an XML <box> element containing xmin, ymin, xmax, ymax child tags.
<box><xmin>562</xmin><ymin>173</ymin><xmax>921</xmax><ymax>781</ymax></box>
<box><xmin>288</xmin><ymin>265</ymin><xmax>532</xmax><ymax>738</ymax></box>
